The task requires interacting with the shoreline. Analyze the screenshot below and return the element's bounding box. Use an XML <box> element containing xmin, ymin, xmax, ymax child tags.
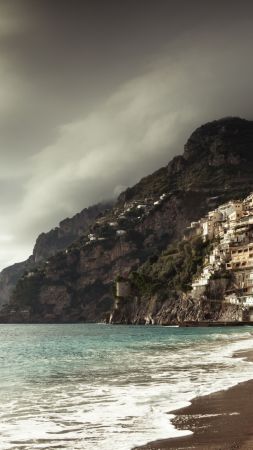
<box><xmin>134</xmin><ymin>350</ymin><xmax>253</xmax><ymax>450</ymax></box>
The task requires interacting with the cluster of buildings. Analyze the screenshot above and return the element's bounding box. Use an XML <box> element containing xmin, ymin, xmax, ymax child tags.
<box><xmin>83</xmin><ymin>193</ymin><xmax>167</xmax><ymax>245</ymax></box>
<box><xmin>187</xmin><ymin>193</ymin><xmax>253</xmax><ymax>309</ymax></box>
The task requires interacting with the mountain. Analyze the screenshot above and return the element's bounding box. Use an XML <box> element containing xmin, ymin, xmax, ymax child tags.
<box><xmin>0</xmin><ymin>202</ymin><xmax>113</xmax><ymax>308</ymax></box>
<box><xmin>1</xmin><ymin>116</ymin><xmax>253</xmax><ymax>324</ymax></box>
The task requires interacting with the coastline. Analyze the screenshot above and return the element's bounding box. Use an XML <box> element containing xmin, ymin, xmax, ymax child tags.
<box><xmin>134</xmin><ymin>350</ymin><xmax>253</xmax><ymax>450</ymax></box>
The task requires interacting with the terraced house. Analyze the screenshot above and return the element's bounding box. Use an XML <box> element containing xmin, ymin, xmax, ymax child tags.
<box><xmin>189</xmin><ymin>193</ymin><xmax>253</xmax><ymax>318</ymax></box>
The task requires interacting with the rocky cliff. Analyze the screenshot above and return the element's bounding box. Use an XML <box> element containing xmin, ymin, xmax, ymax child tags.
<box><xmin>2</xmin><ymin>117</ymin><xmax>253</xmax><ymax>323</ymax></box>
<box><xmin>0</xmin><ymin>202</ymin><xmax>112</xmax><ymax>308</ymax></box>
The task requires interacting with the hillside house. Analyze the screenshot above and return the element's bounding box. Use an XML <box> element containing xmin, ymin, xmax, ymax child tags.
<box><xmin>243</xmin><ymin>193</ymin><xmax>253</xmax><ymax>209</ymax></box>
<box><xmin>116</xmin><ymin>280</ymin><xmax>131</xmax><ymax>298</ymax></box>
<box><xmin>202</xmin><ymin>218</ymin><xmax>215</xmax><ymax>240</ymax></box>
<box><xmin>184</xmin><ymin>221</ymin><xmax>202</xmax><ymax>240</ymax></box>
<box><xmin>109</xmin><ymin>222</ymin><xmax>118</xmax><ymax>227</ymax></box>
<box><xmin>116</xmin><ymin>230</ymin><xmax>127</xmax><ymax>236</ymax></box>
<box><xmin>224</xmin><ymin>293</ymin><xmax>253</xmax><ymax>307</ymax></box>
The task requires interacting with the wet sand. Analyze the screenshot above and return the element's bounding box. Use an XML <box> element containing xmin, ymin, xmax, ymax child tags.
<box><xmin>134</xmin><ymin>350</ymin><xmax>253</xmax><ymax>450</ymax></box>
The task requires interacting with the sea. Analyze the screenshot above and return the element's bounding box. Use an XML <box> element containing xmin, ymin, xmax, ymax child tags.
<box><xmin>1</xmin><ymin>324</ymin><xmax>253</xmax><ymax>450</ymax></box>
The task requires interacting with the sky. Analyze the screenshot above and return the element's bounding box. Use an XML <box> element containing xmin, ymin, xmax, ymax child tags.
<box><xmin>0</xmin><ymin>0</ymin><xmax>253</xmax><ymax>269</ymax></box>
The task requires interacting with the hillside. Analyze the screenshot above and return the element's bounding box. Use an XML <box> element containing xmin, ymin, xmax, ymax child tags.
<box><xmin>112</xmin><ymin>190</ymin><xmax>253</xmax><ymax>325</ymax></box>
<box><xmin>1</xmin><ymin>117</ymin><xmax>253</xmax><ymax>323</ymax></box>
<box><xmin>0</xmin><ymin>202</ymin><xmax>112</xmax><ymax>308</ymax></box>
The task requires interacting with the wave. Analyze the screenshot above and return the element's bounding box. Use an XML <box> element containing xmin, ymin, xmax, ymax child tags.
<box><xmin>1</xmin><ymin>325</ymin><xmax>253</xmax><ymax>450</ymax></box>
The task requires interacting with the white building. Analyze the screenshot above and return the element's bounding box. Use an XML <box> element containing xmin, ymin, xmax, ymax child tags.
<box><xmin>116</xmin><ymin>230</ymin><xmax>127</xmax><ymax>236</ymax></box>
<box><xmin>224</xmin><ymin>294</ymin><xmax>253</xmax><ymax>307</ymax></box>
<box><xmin>243</xmin><ymin>193</ymin><xmax>253</xmax><ymax>208</ymax></box>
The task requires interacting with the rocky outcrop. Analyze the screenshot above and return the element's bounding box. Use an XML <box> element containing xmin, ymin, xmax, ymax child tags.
<box><xmin>0</xmin><ymin>202</ymin><xmax>112</xmax><ymax>308</ymax></box>
<box><xmin>0</xmin><ymin>260</ymin><xmax>33</xmax><ymax>307</ymax></box>
<box><xmin>183</xmin><ymin>117</ymin><xmax>253</xmax><ymax>164</ymax></box>
<box><xmin>33</xmin><ymin>202</ymin><xmax>113</xmax><ymax>263</ymax></box>
<box><xmin>108</xmin><ymin>292</ymin><xmax>242</xmax><ymax>326</ymax></box>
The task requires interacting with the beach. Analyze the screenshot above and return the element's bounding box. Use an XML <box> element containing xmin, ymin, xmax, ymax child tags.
<box><xmin>135</xmin><ymin>350</ymin><xmax>253</xmax><ymax>450</ymax></box>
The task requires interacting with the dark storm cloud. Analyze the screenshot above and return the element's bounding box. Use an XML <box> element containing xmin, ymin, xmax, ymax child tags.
<box><xmin>0</xmin><ymin>0</ymin><xmax>253</xmax><ymax>268</ymax></box>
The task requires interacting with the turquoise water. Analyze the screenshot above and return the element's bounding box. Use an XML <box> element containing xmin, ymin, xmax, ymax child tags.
<box><xmin>1</xmin><ymin>324</ymin><xmax>253</xmax><ymax>450</ymax></box>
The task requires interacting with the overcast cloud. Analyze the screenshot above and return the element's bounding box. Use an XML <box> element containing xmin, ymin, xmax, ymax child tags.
<box><xmin>0</xmin><ymin>0</ymin><xmax>253</xmax><ymax>269</ymax></box>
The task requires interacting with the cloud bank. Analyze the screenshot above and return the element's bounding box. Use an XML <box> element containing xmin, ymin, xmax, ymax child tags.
<box><xmin>0</xmin><ymin>2</ymin><xmax>253</xmax><ymax>269</ymax></box>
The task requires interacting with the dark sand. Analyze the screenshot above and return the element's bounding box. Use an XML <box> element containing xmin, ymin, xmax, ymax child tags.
<box><xmin>134</xmin><ymin>350</ymin><xmax>253</xmax><ymax>450</ymax></box>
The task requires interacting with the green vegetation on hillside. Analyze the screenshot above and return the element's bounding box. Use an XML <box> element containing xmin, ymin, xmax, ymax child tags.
<box><xmin>130</xmin><ymin>237</ymin><xmax>211</xmax><ymax>297</ymax></box>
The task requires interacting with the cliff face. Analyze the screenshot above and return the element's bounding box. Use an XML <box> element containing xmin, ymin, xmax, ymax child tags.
<box><xmin>2</xmin><ymin>117</ymin><xmax>253</xmax><ymax>324</ymax></box>
<box><xmin>118</xmin><ymin>117</ymin><xmax>253</xmax><ymax>201</ymax></box>
<box><xmin>0</xmin><ymin>260</ymin><xmax>33</xmax><ymax>307</ymax></box>
<box><xmin>0</xmin><ymin>202</ymin><xmax>112</xmax><ymax>308</ymax></box>
<box><xmin>32</xmin><ymin>202</ymin><xmax>112</xmax><ymax>263</ymax></box>
<box><xmin>7</xmin><ymin>238</ymin><xmax>140</xmax><ymax>323</ymax></box>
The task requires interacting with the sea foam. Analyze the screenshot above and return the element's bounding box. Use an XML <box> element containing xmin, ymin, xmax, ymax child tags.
<box><xmin>0</xmin><ymin>324</ymin><xmax>253</xmax><ymax>450</ymax></box>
